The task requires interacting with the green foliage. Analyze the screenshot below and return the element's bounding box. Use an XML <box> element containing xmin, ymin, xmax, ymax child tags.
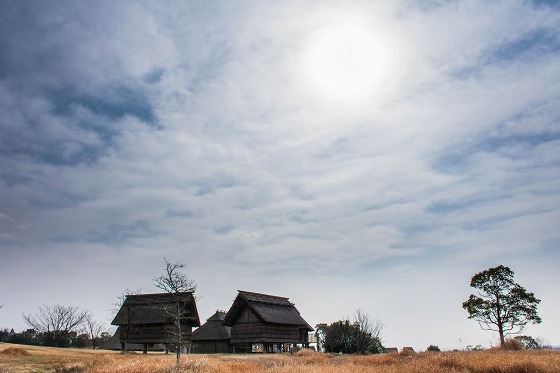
<box><xmin>427</xmin><ymin>344</ymin><xmax>441</xmax><ymax>352</ymax></box>
<box><xmin>0</xmin><ymin>328</ymin><xmax>38</xmax><ymax>345</ymax></box>
<box><xmin>321</xmin><ymin>319</ymin><xmax>384</xmax><ymax>354</ymax></box>
<box><xmin>0</xmin><ymin>328</ymin><xmax>92</xmax><ymax>348</ymax></box>
<box><xmin>466</xmin><ymin>344</ymin><xmax>484</xmax><ymax>351</ymax></box>
<box><xmin>514</xmin><ymin>335</ymin><xmax>541</xmax><ymax>350</ymax></box>
<box><xmin>462</xmin><ymin>265</ymin><xmax>541</xmax><ymax>346</ymax></box>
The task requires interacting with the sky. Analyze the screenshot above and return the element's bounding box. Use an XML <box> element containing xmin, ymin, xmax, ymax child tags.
<box><xmin>1</xmin><ymin>0</ymin><xmax>559</xmax><ymax>351</ymax></box>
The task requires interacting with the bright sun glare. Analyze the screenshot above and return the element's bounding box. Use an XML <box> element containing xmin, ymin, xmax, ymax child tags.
<box><xmin>298</xmin><ymin>14</ymin><xmax>403</xmax><ymax>106</ymax></box>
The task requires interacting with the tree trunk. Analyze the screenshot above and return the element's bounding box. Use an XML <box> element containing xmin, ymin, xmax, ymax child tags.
<box><xmin>498</xmin><ymin>322</ymin><xmax>505</xmax><ymax>347</ymax></box>
<box><xmin>176</xmin><ymin>301</ymin><xmax>181</xmax><ymax>365</ymax></box>
<box><xmin>496</xmin><ymin>294</ymin><xmax>505</xmax><ymax>348</ymax></box>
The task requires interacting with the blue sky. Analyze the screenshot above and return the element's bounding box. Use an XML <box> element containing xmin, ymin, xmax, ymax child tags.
<box><xmin>1</xmin><ymin>0</ymin><xmax>559</xmax><ymax>350</ymax></box>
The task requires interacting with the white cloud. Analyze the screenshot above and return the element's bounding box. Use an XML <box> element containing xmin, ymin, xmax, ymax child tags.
<box><xmin>1</xmin><ymin>0</ymin><xmax>559</xmax><ymax>349</ymax></box>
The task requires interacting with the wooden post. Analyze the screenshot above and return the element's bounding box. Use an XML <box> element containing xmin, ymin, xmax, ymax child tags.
<box><xmin>143</xmin><ymin>344</ymin><xmax>148</xmax><ymax>354</ymax></box>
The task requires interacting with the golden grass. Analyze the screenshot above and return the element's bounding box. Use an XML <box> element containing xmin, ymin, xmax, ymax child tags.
<box><xmin>0</xmin><ymin>342</ymin><xmax>117</xmax><ymax>373</ymax></box>
<box><xmin>1</xmin><ymin>343</ymin><xmax>560</xmax><ymax>373</ymax></box>
<box><xmin>0</xmin><ymin>347</ymin><xmax>30</xmax><ymax>356</ymax></box>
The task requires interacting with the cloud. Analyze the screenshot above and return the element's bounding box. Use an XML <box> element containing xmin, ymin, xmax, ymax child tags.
<box><xmin>1</xmin><ymin>0</ymin><xmax>559</xmax><ymax>349</ymax></box>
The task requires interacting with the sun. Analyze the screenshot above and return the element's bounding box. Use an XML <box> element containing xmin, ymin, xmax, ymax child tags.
<box><xmin>297</xmin><ymin>13</ymin><xmax>403</xmax><ymax>106</ymax></box>
<box><xmin>307</xmin><ymin>26</ymin><xmax>383</xmax><ymax>98</ymax></box>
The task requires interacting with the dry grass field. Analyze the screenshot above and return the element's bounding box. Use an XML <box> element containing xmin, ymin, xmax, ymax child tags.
<box><xmin>1</xmin><ymin>342</ymin><xmax>560</xmax><ymax>373</ymax></box>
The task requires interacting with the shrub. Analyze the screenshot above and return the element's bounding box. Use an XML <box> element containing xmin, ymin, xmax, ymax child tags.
<box><xmin>399</xmin><ymin>348</ymin><xmax>416</xmax><ymax>358</ymax></box>
<box><xmin>466</xmin><ymin>344</ymin><xmax>484</xmax><ymax>351</ymax></box>
<box><xmin>427</xmin><ymin>345</ymin><xmax>441</xmax><ymax>352</ymax></box>
<box><xmin>502</xmin><ymin>338</ymin><xmax>525</xmax><ymax>350</ymax></box>
<box><xmin>514</xmin><ymin>335</ymin><xmax>540</xmax><ymax>349</ymax></box>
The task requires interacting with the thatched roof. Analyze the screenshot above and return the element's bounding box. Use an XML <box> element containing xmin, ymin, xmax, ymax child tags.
<box><xmin>111</xmin><ymin>292</ymin><xmax>200</xmax><ymax>326</ymax></box>
<box><xmin>192</xmin><ymin>311</ymin><xmax>231</xmax><ymax>341</ymax></box>
<box><xmin>223</xmin><ymin>291</ymin><xmax>313</xmax><ymax>330</ymax></box>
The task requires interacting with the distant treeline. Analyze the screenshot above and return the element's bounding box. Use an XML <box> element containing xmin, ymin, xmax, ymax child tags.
<box><xmin>0</xmin><ymin>328</ymin><xmax>111</xmax><ymax>349</ymax></box>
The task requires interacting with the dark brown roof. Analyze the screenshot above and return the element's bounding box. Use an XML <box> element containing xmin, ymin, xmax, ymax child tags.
<box><xmin>192</xmin><ymin>311</ymin><xmax>231</xmax><ymax>341</ymax></box>
<box><xmin>206</xmin><ymin>310</ymin><xmax>227</xmax><ymax>321</ymax></box>
<box><xmin>223</xmin><ymin>290</ymin><xmax>313</xmax><ymax>330</ymax></box>
<box><xmin>111</xmin><ymin>292</ymin><xmax>200</xmax><ymax>326</ymax></box>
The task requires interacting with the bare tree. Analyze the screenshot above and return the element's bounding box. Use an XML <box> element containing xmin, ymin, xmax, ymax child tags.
<box><xmin>23</xmin><ymin>305</ymin><xmax>90</xmax><ymax>347</ymax></box>
<box><xmin>84</xmin><ymin>314</ymin><xmax>106</xmax><ymax>349</ymax></box>
<box><xmin>354</xmin><ymin>309</ymin><xmax>385</xmax><ymax>354</ymax></box>
<box><xmin>154</xmin><ymin>259</ymin><xmax>197</xmax><ymax>295</ymax></box>
<box><xmin>112</xmin><ymin>288</ymin><xmax>142</xmax><ymax>316</ymax></box>
<box><xmin>355</xmin><ymin>309</ymin><xmax>384</xmax><ymax>339</ymax></box>
<box><xmin>153</xmin><ymin>258</ymin><xmax>197</xmax><ymax>364</ymax></box>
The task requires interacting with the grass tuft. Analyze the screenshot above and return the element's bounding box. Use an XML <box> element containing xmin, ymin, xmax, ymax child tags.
<box><xmin>0</xmin><ymin>347</ymin><xmax>30</xmax><ymax>356</ymax></box>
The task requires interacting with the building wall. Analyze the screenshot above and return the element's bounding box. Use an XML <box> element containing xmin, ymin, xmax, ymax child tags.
<box><xmin>119</xmin><ymin>324</ymin><xmax>193</xmax><ymax>344</ymax></box>
<box><xmin>230</xmin><ymin>323</ymin><xmax>306</xmax><ymax>344</ymax></box>
<box><xmin>191</xmin><ymin>340</ymin><xmax>231</xmax><ymax>354</ymax></box>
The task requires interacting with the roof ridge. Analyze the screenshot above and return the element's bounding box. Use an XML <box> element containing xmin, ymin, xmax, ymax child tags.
<box><xmin>127</xmin><ymin>291</ymin><xmax>194</xmax><ymax>297</ymax></box>
<box><xmin>207</xmin><ymin>310</ymin><xmax>227</xmax><ymax>321</ymax></box>
<box><xmin>237</xmin><ymin>290</ymin><xmax>289</xmax><ymax>300</ymax></box>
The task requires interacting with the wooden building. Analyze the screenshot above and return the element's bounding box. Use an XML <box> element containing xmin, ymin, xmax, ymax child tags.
<box><xmin>223</xmin><ymin>290</ymin><xmax>313</xmax><ymax>353</ymax></box>
<box><xmin>191</xmin><ymin>310</ymin><xmax>232</xmax><ymax>353</ymax></box>
<box><xmin>99</xmin><ymin>329</ymin><xmax>166</xmax><ymax>352</ymax></box>
<box><xmin>111</xmin><ymin>292</ymin><xmax>200</xmax><ymax>354</ymax></box>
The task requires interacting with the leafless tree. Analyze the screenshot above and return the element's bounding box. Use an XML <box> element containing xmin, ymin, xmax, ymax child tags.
<box><xmin>112</xmin><ymin>288</ymin><xmax>142</xmax><ymax>316</ymax></box>
<box><xmin>355</xmin><ymin>309</ymin><xmax>385</xmax><ymax>338</ymax></box>
<box><xmin>354</xmin><ymin>309</ymin><xmax>385</xmax><ymax>354</ymax></box>
<box><xmin>23</xmin><ymin>304</ymin><xmax>90</xmax><ymax>347</ymax></box>
<box><xmin>84</xmin><ymin>314</ymin><xmax>106</xmax><ymax>349</ymax></box>
<box><xmin>154</xmin><ymin>259</ymin><xmax>197</xmax><ymax>295</ymax></box>
<box><xmin>153</xmin><ymin>258</ymin><xmax>197</xmax><ymax>364</ymax></box>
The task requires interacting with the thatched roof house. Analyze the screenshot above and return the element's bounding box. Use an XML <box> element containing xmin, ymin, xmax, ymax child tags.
<box><xmin>191</xmin><ymin>310</ymin><xmax>232</xmax><ymax>353</ymax></box>
<box><xmin>223</xmin><ymin>290</ymin><xmax>313</xmax><ymax>353</ymax></box>
<box><xmin>111</xmin><ymin>292</ymin><xmax>200</xmax><ymax>353</ymax></box>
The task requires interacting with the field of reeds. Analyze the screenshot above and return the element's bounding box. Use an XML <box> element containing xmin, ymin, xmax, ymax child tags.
<box><xmin>1</xmin><ymin>342</ymin><xmax>560</xmax><ymax>373</ymax></box>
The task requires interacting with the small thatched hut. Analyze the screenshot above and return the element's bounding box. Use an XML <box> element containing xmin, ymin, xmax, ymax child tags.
<box><xmin>223</xmin><ymin>290</ymin><xmax>313</xmax><ymax>353</ymax></box>
<box><xmin>191</xmin><ymin>310</ymin><xmax>232</xmax><ymax>353</ymax></box>
<box><xmin>111</xmin><ymin>292</ymin><xmax>200</xmax><ymax>353</ymax></box>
